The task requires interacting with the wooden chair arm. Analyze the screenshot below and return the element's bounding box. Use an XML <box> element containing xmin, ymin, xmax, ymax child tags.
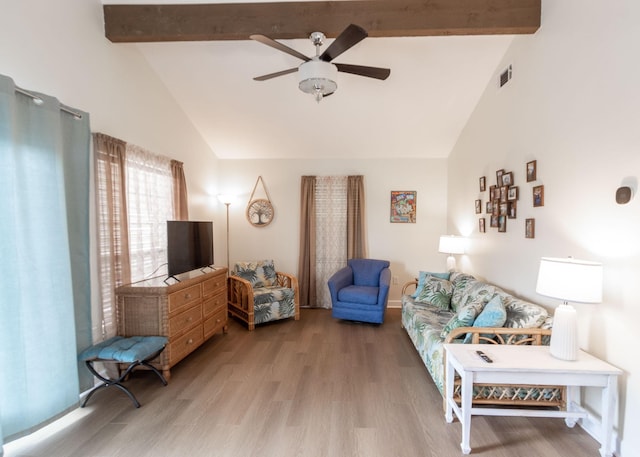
<box><xmin>227</xmin><ymin>275</ymin><xmax>254</xmax><ymax>312</ymax></box>
<box><xmin>445</xmin><ymin>326</ymin><xmax>552</xmax><ymax>345</ymax></box>
<box><xmin>401</xmin><ymin>280</ymin><xmax>418</xmax><ymax>295</ymax></box>
<box><xmin>276</xmin><ymin>271</ymin><xmax>299</xmax><ymax>290</ymax></box>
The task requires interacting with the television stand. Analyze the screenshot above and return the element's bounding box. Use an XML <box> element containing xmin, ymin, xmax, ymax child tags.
<box><xmin>116</xmin><ymin>267</ymin><xmax>228</xmax><ymax>380</ymax></box>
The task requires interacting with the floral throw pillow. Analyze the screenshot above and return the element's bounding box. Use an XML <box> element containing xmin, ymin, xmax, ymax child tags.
<box><xmin>440</xmin><ymin>298</ymin><xmax>485</xmax><ymax>340</ymax></box>
<box><xmin>412</xmin><ymin>271</ymin><xmax>451</xmax><ymax>298</ymax></box>
<box><xmin>415</xmin><ymin>276</ymin><xmax>453</xmax><ymax>310</ymax></box>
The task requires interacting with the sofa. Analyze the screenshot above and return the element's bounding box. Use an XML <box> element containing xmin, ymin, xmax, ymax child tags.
<box><xmin>401</xmin><ymin>271</ymin><xmax>565</xmax><ymax>408</ymax></box>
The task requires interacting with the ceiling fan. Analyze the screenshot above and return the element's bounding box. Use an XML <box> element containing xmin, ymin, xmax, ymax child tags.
<box><xmin>251</xmin><ymin>24</ymin><xmax>391</xmax><ymax>103</ymax></box>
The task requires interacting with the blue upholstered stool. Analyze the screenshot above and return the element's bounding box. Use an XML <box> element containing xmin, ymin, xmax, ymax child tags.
<box><xmin>79</xmin><ymin>336</ymin><xmax>168</xmax><ymax>408</ymax></box>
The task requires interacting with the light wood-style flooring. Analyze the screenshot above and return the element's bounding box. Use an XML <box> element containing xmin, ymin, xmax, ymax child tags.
<box><xmin>6</xmin><ymin>308</ymin><xmax>602</xmax><ymax>457</ymax></box>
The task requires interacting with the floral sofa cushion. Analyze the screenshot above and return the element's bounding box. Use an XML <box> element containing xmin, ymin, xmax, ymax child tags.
<box><xmin>253</xmin><ymin>286</ymin><xmax>297</xmax><ymax>325</ymax></box>
<box><xmin>415</xmin><ymin>275</ymin><xmax>453</xmax><ymax>309</ymax></box>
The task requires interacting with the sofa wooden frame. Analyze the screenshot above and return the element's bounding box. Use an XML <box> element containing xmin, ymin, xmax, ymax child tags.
<box><xmin>227</xmin><ymin>271</ymin><xmax>300</xmax><ymax>331</ymax></box>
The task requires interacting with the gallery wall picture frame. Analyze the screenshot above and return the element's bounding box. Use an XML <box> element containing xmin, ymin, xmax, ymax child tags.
<box><xmin>525</xmin><ymin>218</ymin><xmax>535</xmax><ymax>238</ymax></box>
<box><xmin>479</xmin><ymin>176</ymin><xmax>486</xmax><ymax>192</ymax></box>
<box><xmin>502</xmin><ymin>172</ymin><xmax>513</xmax><ymax>187</ymax></box>
<box><xmin>527</xmin><ymin>160</ymin><xmax>537</xmax><ymax>182</ymax></box>
<box><xmin>508</xmin><ymin>201</ymin><xmax>517</xmax><ymax>219</ymax></box>
<box><xmin>490</xmin><ymin>215</ymin><xmax>499</xmax><ymax>228</ymax></box>
<box><xmin>390</xmin><ymin>191</ymin><xmax>417</xmax><ymax>223</ymax></box>
<box><xmin>498</xmin><ymin>215</ymin><xmax>507</xmax><ymax>232</ymax></box>
<box><xmin>486</xmin><ymin>201</ymin><xmax>493</xmax><ymax>214</ymax></box>
<box><xmin>500</xmin><ymin>186</ymin><xmax>508</xmax><ymax>203</ymax></box>
<box><xmin>475</xmin><ymin>199</ymin><xmax>482</xmax><ymax>214</ymax></box>
<box><xmin>507</xmin><ymin>186</ymin><xmax>519</xmax><ymax>201</ymax></box>
<box><xmin>533</xmin><ymin>185</ymin><xmax>545</xmax><ymax>207</ymax></box>
<box><xmin>496</xmin><ymin>169</ymin><xmax>504</xmax><ymax>185</ymax></box>
<box><xmin>479</xmin><ymin>218</ymin><xmax>486</xmax><ymax>233</ymax></box>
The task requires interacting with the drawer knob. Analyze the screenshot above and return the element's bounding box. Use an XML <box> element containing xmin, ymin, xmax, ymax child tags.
<box><xmin>187</xmin><ymin>338</ymin><xmax>193</xmax><ymax>345</ymax></box>
<box><xmin>185</xmin><ymin>293</ymin><xmax>192</xmax><ymax>299</ymax></box>
<box><xmin>187</xmin><ymin>317</ymin><xmax>193</xmax><ymax>322</ymax></box>
<box><xmin>216</xmin><ymin>318</ymin><xmax>221</xmax><ymax>323</ymax></box>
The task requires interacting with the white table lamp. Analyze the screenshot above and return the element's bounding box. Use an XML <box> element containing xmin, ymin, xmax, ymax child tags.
<box><xmin>535</xmin><ymin>257</ymin><xmax>603</xmax><ymax>361</ymax></box>
<box><xmin>438</xmin><ymin>235</ymin><xmax>465</xmax><ymax>272</ymax></box>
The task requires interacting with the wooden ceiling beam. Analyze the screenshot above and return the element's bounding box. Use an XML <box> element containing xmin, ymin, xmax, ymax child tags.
<box><xmin>103</xmin><ymin>0</ymin><xmax>541</xmax><ymax>43</ymax></box>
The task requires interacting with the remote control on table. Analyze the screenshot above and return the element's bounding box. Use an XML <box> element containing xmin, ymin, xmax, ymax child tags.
<box><xmin>476</xmin><ymin>350</ymin><xmax>493</xmax><ymax>363</ymax></box>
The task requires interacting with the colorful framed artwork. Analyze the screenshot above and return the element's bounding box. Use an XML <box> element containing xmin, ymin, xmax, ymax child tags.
<box><xmin>479</xmin><ymin>176</ymin><xmax>486</xmax><ymax>192</ymax></box>
<box><xmin>479</xmin><ymin>218</ymin><xmax>486</xmax><ymax>233</ymax></box>
<box><xmin>526</xmin><ymin>218</ymin><xmax>535</xmax><ymax>238</ymax></box>
<box><xmin>390</xmin><ymin>191</ymin><xmax>417</xmax><ymax>223</ymax></box>
<box><xmin>527</xmin><ymin>160</ymin><xmax>537</xmax><ymax>182</ymax></box>
<box><xmin>533</xmin><ymin>185</ymin><xmax>544</xmax><ymax>207</ymax></box>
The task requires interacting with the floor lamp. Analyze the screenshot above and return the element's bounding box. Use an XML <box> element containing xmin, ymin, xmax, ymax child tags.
<box><xmin>218</xmin><ymin>195</ymin><xmax>233</xmax><ymax>274</ymax></box>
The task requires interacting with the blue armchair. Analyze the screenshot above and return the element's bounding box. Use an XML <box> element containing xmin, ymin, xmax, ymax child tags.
<box><xmin>328</xmin><ymin>259</ymin><xmax>391</xmax><ymax>324</ymax></box>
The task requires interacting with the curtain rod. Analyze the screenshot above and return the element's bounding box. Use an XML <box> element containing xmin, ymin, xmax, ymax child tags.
<box><xmin>15</xmin><ymin>87</ymin><xmax>83</xmax><ymax>120</ymax></box>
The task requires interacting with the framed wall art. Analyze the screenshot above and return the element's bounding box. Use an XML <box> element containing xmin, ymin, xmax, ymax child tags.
<box><xmin>525</xmin><ymin>218</ymin><xmax>535</xmax><ymax>238</ymax></box>
<box><xmin>507</xmin><ymin>186</ymin><xmax>519</xmax><ymax>201</ymax></box>
<box><xmin>533</xmin><ymin>185</ymin><xmax>544</xmax><ymax>207</ymax></box>
<box><xmin>502</xmin><ymin>172</ymin><xmax>513</xmax><ymax>187</ymax></box>
<box><xmin>475</xmin><ymin>199</ymin><xmax>482</xmax><ymax>214</ymax></box>
<box><xmin>479</xmin><ymin>176</ymin><xmax>486</xmax><ymax>192</ymax></box>
<box><xmin>527</xmin><ymin>160</ymin><xmax>537</xmax><ymax>182</ymax></box>
<box><xmin>479</xmin><ymin>218</ymin><xmax>486</xmax><ymax>233</ymax></box>
<box><xmin>390</xmin><ymin>191</ymin><xmax>417</xmax><ymax>223</ymax></box>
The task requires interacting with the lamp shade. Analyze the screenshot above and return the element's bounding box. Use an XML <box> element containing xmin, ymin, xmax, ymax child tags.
<box><xmin>438</xmin><ymin>235</ymin><xmax>465</xmax><ymax>255</ymax></box>
<box><xmin>535</xmin><ymin>257</ymin><xmax>603</xmax><ymax>303</ymax></box>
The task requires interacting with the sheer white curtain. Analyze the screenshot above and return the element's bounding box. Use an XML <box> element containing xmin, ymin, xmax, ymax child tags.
<box><xmin>0</xmin><ymin>75</ymin><xmax>91</xmax><ymax>450</ymax></box>
<box><xmin>315</xmin><ymin>176</ymin><xmax>348</xmax><ymax>308</ymax></box>
<box><xmin>125</xmin><ymin>144</ymin><xmax>174</xmax><ymax>282</ymax></box>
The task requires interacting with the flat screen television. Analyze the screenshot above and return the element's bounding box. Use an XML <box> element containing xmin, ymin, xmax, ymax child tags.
<box><xmin>167</xmin><ymin>220</ymin><xmax>214</xmax><ymax>277</ymax></box>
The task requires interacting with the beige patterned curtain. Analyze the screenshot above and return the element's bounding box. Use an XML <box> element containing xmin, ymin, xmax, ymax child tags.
<box><xmin>347</xmin><ymin>175</ymin><xmax>367</xmax><ymax>259</ymax></box>
<box><xmin>93</xmin><ymin>133</ymin><xmax>130</xmax><ymax>340</ymax></box>
<box><xmin>298</xmin><ymin>175</ymin><xmax>366</xmax><ymax>308</ymax></box>
<box><xmin>297</xmin><ymin>176</ymin><xmax>316</xmax><ymax>307</ymax></box>
<box><xmin>171</xmin><ymin>160</ymin><xmax>189</xmax><ymax>220</ymax></box>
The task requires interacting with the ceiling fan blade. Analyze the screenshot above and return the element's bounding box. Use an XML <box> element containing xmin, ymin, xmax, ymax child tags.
<box><xmin>250</xmin><ymin>34</ymin><xmax>310</xmax><ymax>62</ymax></box>
<box><xmin>320</xmin><ymin>24</ymin><xmax>368</xmax><ymax>62</ymax></box>
<box><xmin>335</xmin><ymin>63</ymin><xmax>391</xmax><ymax>80</ymax></box>
<box><xmin>253</xmin><ymin>67</ymin><xmax>298</xmax><ymax>81</ymax></box>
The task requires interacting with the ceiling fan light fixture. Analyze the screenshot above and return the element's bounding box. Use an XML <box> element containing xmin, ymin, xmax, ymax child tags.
<box><xmin>298</xmin><ymin>60</ymin><xmax>337</xmax><ymax>102</ymax></box>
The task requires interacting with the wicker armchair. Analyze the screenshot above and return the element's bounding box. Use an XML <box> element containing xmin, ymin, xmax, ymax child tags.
<box><xmin>227</xmin><ymin>259</ymin><xmax>300</xmax><ymax>330</ymax></box>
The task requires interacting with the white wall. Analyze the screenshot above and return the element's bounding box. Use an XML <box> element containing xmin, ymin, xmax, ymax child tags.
<box><xmin>0</xmin><ymin>0</ymin><xmax>219</xmax><ymax>220</ymax></box>
<box><xmin>447</xmin><ymin>1</ymin><xmax>640</xmax><ymax>455</ymax></box>
<box><xmin>217</xmin><ymin>158</ymin><xmax>448</xmax><ymax>304</ymax></box>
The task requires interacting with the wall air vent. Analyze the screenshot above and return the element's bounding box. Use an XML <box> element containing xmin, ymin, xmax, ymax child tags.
<box><xmin>499</xmin><ymin>65</ymin><xmax>512</xmax><ymax>88</ymax></box>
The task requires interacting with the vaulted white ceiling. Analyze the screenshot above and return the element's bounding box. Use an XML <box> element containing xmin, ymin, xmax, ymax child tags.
<box><xmin>104</xmin><ymin>1</ymin><xmax>515</xmax><ymax>159</ymax></box>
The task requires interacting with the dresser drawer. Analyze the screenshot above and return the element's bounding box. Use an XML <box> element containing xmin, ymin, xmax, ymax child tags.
<box><xmin>203</xmin><ymin>307</ymin><xmax>227</xmax><ymax>339</ymax></box>
<box><xmin>203</xmin><ymin>274</ymin><xmax>226</xmax><ymax>297</ymax></box>
<box><xmin>168</xmin><ymin>326</ymin><xmax>203</xmax><ymax>365</ymax></box>
<box><xmin>168</xmin><ymin>303</ymin><xmax>202</xmax><ymax>336</ymax></box>
<box><xmin>168</xmin><ymin>284</ymin><xmax>201</xmax><ymax>314</ymax></box>
<box><xmin>203</xmin><ymin>291</ymin><xmax>226</xmax><ymax>317</ymax></box>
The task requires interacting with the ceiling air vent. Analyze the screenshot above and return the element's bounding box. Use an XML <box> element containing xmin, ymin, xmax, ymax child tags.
<box><xmin>499</xmin><ymin>65</ymin><xmax>512</xmax><ymax>88</ymax></box>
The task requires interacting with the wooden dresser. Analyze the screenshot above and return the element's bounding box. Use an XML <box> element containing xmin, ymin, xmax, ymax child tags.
<box><xmin>115</xmin><ymin>267</ymin><xmax>227</xmax><ymax>380</ymax></box>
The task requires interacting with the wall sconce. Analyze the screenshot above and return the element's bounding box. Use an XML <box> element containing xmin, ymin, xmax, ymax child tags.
<box><xmin>535</xmin><ymin>257</ymin><xmax>603</xmax><ymax>361</ymax></box>
<box><xmin>438</xmin><ymin>235</ymin><xmax>466</xmax><ymax>272</ymax></box>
